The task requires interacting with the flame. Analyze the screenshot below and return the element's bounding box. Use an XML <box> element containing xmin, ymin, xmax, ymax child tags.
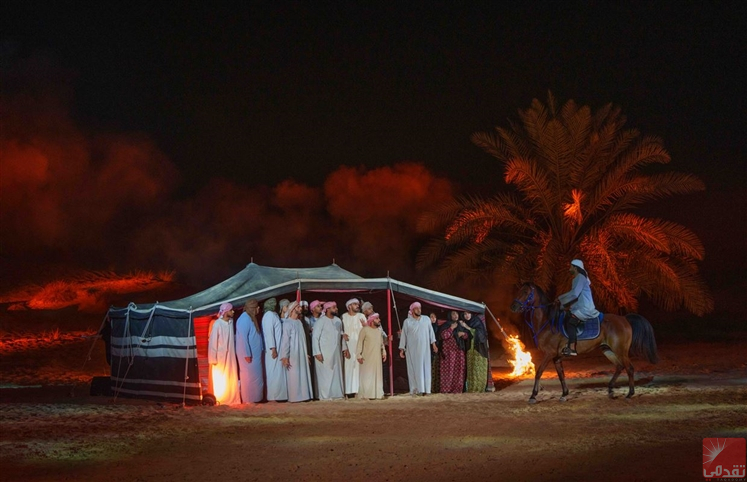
<box><xmin>506</xmin><ymin>335</ymin><xmax>535</xmax><ymax>378</ymax></box>
<box><xmin>211</xmin><ymin>367</ymin><xmax>227</xmax><ymax>402</ymax></box>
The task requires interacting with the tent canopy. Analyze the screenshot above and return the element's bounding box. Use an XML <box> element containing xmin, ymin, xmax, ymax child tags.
<box><xmin>111</xmin><ymin>263</ymin><xmax>484</xmax><ymax>316</ymax></box>
<box><xmin>106</xmin><ymin>263</ymin><xmax>485</xmax><ymax>403</ymax></box>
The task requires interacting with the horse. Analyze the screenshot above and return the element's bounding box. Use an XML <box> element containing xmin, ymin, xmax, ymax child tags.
<box><xmin>510</xmin><ymin>282</ymin><xmax>658</xmax><ymax>403</ymax></box>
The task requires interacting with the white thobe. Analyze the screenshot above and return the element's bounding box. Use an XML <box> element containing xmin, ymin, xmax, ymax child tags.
<box><xmin>356</xmin><ymin>326</ymin><xmax>385</xmax><ymax>399</ymax></box>
<box><xmin>398</xmin><ymin>315</ymin><xmax>436</xmax><ymax>394</ymax></box>
<box><xmin>208</xmin><ymin>318</ymin><xmax>241</xmax><ymax>405</ymax></box>
<box><xmin>262</xmin><ymin>311</ymin><xmax>288</xmax><ymax>401</ymax></box>
<box><xmin>342</xmin><ymin>312</ymin><xmax>367</xmax><ymax>395</ymax></box>
<box><xmin>312</xmin><ymin>315</ymin><xmax>347</xmax><ymax>400</ymax></box>
<box><xmin>558</xmin><ymin>273</ymin><xmax>600</xmax><ymax>321</ymax></box>
<box><xmin>279</xmin><ymin>318</ymin><xmax>313</xmax><ymax>402</ymax></box>
<box><xmin>235</xmin><ymin>313</ymin><xmax>264</xmax><ymax>403</ymax></box>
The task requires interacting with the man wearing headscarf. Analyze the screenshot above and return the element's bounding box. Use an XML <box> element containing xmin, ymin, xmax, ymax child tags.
<box><xmin>356</xmin><ymin>313</ymin><xmax>387</xmax><ymax>400</ymax></box>
<box><xmin>399</xmin><ymin>301</ymin><xmax>438</xmax><ymax>395</ymax></box>
<box><xmin>309</xmin><ymin>300</ymin><xmax>325</xmax><ymax>329</ymax></box>
<box><xmin>236</xmin><ymin>299</ymin><xmax>264</xmax><ymax>403</ymax></box>
<box><xmin>312</xmin><ymin>301</ymin><xmax>346</xmax><ymax>400</ymax></box>
<box><xmin>342</xmin><ymin>298</ymin><xmax>367</xmax><ymax>397</ymax></box>
<box><xmin>556</xmin><ymin>259</ymin><xmax>600</xmax><ymax>356</ymax></box>
<box><xmin>208</xmin><ymin>303</ymin><xmax>241</xmax><ymax>405</ymax></box>
<box><xmin>279</xmin><ymin>301</ymin><xmax>313</xmax><ymax>402</ymax></box>
<box><xmin>279</xmin><ymin>298</ymin><xmax>291</xmax><ymax>319</ymax></box>
<box><xmin>362</xmin><ymin>300</ymin><xmax>390</xmax><ymax>345</ymax></box>
<box><xmin>262</xmin><ymin>298</ymin><xmax>288</xmax><ymax>401</ymax></box>
<box><xmin>302</xmin><ymin>300</ymin><xmax>319</xmax><ymax>399</ymax></box>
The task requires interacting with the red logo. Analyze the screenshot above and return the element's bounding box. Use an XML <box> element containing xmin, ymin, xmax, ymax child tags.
<box><xmin>703</xmin><ymin>438</ymin><xmax>746</xmax><ymax>479</ymax></box>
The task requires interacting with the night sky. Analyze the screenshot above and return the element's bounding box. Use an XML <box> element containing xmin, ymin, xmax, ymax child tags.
<box><xmin>1</xmin><ymin>3</ymin><xmax>745</xmax><ymax>317</ymax></box>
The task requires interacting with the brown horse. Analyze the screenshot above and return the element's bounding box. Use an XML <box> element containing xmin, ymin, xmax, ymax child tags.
<box><xmin>510</xmin><ymin>283</ymin><xmax>658</xmax><ymax>403</ymax></box>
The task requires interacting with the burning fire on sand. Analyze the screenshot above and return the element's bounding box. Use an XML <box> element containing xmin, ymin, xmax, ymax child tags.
<box><xmin>506</xmin><ymin>335</ymin><xmax>535</xmax><ymax>377</ymax></box>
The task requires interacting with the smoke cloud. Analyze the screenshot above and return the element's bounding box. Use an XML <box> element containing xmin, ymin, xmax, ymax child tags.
<box><xmin>1</xmin><ymin>55</ymin><xmax>458</xmax><ymax>293</ymax></box>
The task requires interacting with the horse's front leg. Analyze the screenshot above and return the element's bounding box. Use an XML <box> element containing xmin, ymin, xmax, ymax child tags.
<box><xmin>553</xmin><ymin>356</ymin><xmax>569</xmax><ymax>401</ymax></box>
<box><xmin>529</xmin><ymin>354</ymin><xmax>554</xmax><ymax>404</ymax></box>
<box><xmin>608</xmin><ymin>365</ymin><xmax>623</xmax><ymax>398</ymax></box>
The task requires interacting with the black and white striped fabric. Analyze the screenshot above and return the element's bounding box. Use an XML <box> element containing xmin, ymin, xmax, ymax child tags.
<box><xmin>109</xmin><ymin>305</ymin><xmax>200</xmax><ymax>403</ymax></box>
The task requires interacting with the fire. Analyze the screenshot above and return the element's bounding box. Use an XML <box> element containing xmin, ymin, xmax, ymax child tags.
<box><xmin>212</xmin><ymin>368</ymin><xmax>227</xmax><ymax>402</ymax></box>
<box><xmin>506</xmin><ymin>335</ymin><xmax>535</xmax><ymax>378</ymax></box>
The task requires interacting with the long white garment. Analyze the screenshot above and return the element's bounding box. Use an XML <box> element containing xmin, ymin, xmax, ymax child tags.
<box><xmin>356</xmin><ymin>326</ymin><xmax>385</xmax><ymax>399</ymax></box>
<box><xmin>312</xmin><ymin>315</ymin><xmax>346</xmax><ymax>400</ymax></box>
<box><xmin>398</xmin><ymin>315</ymin><xmax>436</xmax><ymax>394</ymax></box>
<box><xmin>279</xmin><ymin>318</ymin><xmax>313</xmax><ymax>402</ymax></box>
<box><xmin>208</xmin><ymin>318</ymin><xmax>241</xmax><ymax>405</ymax></box>
<box><xmin>342</xmin><ymin>312</ymin><xmax>366</xmax><ymax>395</ymax></box>
<box><xmin>235</xmin><ymin>312</ymin><xmax>264</xmax><ymax>403</ymax></box>
<box><xmin>262</xmin><ymin>311</ymin><xmax>288</xmax><ymax>401</ymax></box>
<box><xmin>558</xmin><ymin>273</ymin><xmax>600</xmax><ymax>320</ymax></box>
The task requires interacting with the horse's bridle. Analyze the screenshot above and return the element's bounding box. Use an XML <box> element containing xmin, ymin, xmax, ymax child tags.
<box><xmin>514</xmin><ymin>285</ymin><xmax>552</xmax><ymax>348</ymax></box>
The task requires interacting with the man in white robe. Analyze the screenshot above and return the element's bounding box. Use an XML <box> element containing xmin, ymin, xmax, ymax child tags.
<box><xmin>342</xmin><ymin>298</ymin><xmax>367</xmax><ymax>397</ymax></box>
<box><xmin>280</xmin><ymin>301</ymin><xmax>313</xmax><ymax>402</ymax></box>
<box><xmin>312</xmin><ymin>301</ymin><xmax>347</xmax><ymax>400</ymax></box>
<box><xmin>356</xmin><ymin>313</ymin><xmax>387</xmax><ymax>400</ymax></box>
<box><xmin>236</xmin><ymin>299</ymin><xmax>264</xmax><ymax>403</ymax></box>
<box><xmin>306</xmin><ymin>300</ymin><xmax>325</xmax><ymax>399</ymax></box>
<box><xmin>208</xmin><ymin>302</ymin><xmax>241</xmax><ymax>405</ymax></box>
<box><xmin>556</xmin><ymin>259</ymin><xmax>600</xmax><ymax>356</ymax></box>
<box><xmin>399</xmin><ymin>301</ymin><xmax>437</xmax><ymax>395</ymax></box>
<box><xmin>262</xmin><ymin>298</ymin><xmax>288</xmax><ymax>401</ymax></box>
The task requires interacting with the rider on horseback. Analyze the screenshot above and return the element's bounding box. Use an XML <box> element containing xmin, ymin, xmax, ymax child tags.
<box><xmin>556</xmin><ymin>259</ymin><xmax>599</xmax><ymax>356</ymax></box>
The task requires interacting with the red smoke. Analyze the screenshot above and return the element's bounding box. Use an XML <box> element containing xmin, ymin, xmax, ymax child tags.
<box><xmin>131</xmin><ymin>164</ymin><xmax>455</xmax><ymax>284</ymax></box>
<box><xmin>0</xmin><ymin>55</ymin><xmax>458</xmax><ymax>298</ymax></box>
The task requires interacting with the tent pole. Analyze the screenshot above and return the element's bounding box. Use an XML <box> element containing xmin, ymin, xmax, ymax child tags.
<box><xmin>182</xmin><ymin>307</ymin><xmax>193</xmax><ymax>407</ymax></box>
<box><xmin>484</xmin><ymin>304</ymin><xmax>509</xmax><ymax>340</ymax></box>
<box><xmin>387</xmin><ymin>287</ymin><xmax>393</xmax><ymax>396</ymax></box>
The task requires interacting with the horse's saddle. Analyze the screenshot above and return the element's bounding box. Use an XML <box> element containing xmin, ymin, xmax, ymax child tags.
<box><xmin>558</xmin><ymin>312</ymin><xmax>604</xmax><ymax>341</ymax></box>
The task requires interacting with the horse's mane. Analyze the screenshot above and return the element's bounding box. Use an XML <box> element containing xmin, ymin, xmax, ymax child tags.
<box><xmin>522</xmin><ymin>282</ymin><xmax>559</xmax><ymax>322</ymax></box>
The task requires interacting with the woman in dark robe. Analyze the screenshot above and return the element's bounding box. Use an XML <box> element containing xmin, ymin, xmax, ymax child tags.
<box><xmin>439</xmin><ymin>311</ymin><xmax>470</xmax><ymax>393</ymax></box>
<box><xmin>463</xmin><ymin>311</ymin><xmax>489</xmax><ymax>392</ymax></box>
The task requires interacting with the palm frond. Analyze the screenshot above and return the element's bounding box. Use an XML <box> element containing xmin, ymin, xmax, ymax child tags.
<box><xmin>420</xmin><ymin>94</ymin><xmax>711</xmax><ymax>317</ymax></box>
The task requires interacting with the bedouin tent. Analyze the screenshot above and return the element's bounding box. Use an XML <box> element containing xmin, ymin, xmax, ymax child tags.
<box><xmin>106</xmin><ymin>263</ymin><xmax>486</xmax><ymax>404</ymax></box>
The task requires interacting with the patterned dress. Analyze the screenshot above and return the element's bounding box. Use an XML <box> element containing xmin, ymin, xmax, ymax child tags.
<box><xmin>439</xmin><ymin>326</ymin><xmax>466</xmax><ymax>393</ymax></box>
<box><xmin>465</xmin><ymin>326</ymin><xmax>488</xmax><ymax>392</ymax></box>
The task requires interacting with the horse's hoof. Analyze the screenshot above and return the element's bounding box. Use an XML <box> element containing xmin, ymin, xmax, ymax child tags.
<box><xmin>528</xmin><ymin>398</ymin><xmax>537</xmax><ymax>404</ymax></box>
<box><xmin>559</xmin><ymin>396</ymin><xmax>567</xmax><ymax>402</ymax></box>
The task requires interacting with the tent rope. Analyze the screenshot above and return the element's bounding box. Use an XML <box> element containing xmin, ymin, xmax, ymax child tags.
<box><xmin>113</xmin><ymin>304</ymin><xmax>134</xmax><ymax>401</ymax></box>
<box><xmin>82</xmin><ymin>312</ymin><xmax>109</xmax><ymax>370</ymax></box>
<box><xmin>137</xmin><ymin>302</ymin><xmax>158</xmax><ymax>343</ymax></box>
<box><xmin>182</xmin><ymin>307</ymin><xmax>193</xmax><ymax>407</ymax></box>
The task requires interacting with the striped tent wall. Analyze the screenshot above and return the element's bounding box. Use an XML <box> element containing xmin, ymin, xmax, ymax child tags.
<box><xmin>110</xmin><ymin>307</ymin><xmax>201</xmax><ymax>403</ymax></box>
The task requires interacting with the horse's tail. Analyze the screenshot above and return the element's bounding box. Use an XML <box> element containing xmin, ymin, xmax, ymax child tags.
<box><xmin>625</xmin><ymin>313</ymin><xmax>659</xmax><ymax>364</ymax></box>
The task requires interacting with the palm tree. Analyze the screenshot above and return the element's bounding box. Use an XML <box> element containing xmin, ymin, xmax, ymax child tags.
<box><xmin>418</xmin><ymin>92</ymin><xmax>713</xmax><ymax>316</ymax></box>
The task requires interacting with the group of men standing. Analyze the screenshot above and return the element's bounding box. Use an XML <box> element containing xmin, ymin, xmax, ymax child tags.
<box><xmin>207</xmin><ymin>296</ymin><xmax>394</xmax><ymax>405</ymax></box>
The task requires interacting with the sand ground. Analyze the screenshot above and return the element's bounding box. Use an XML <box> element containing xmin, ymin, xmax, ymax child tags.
<box><xmin>1</xmin><ymin>314</ymin><xmax>745</xmax><ymax>482</ymax></box>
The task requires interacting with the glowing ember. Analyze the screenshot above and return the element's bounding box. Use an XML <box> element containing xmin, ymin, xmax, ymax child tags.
<box><xmin>506</xmin><ymin>335</ymin><xmax>535</xmax><ymax>378</ymax></box>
